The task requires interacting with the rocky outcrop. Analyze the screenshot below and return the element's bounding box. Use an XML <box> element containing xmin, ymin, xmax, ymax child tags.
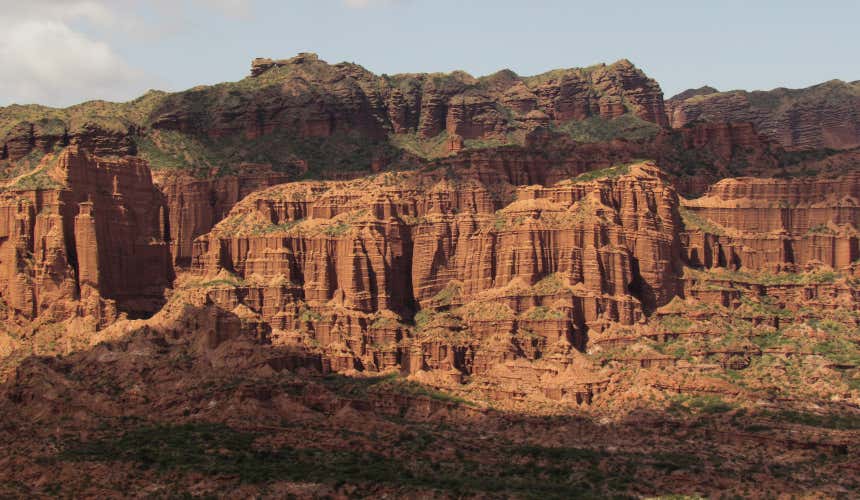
<box><xmin>1</xmin><ymin>55</ymin><xmax>860</xmax><ymax>500</ymax></box>
<box><xmin>154</xmin><ymin>168</ymin><xmax>293</xmax><ymax>267</ymax></box>
<box><xmin>667</xmin><ymin>80</ymin><xmax>860</xmax><ymax>151</ymax></box>
<box><xmin>671</xmin><ymin>121</ymin><xmax>773</xmax><ymax>163</ymax></box>
<box><xmin>681</xmin><ymin>172</ymin><xmax>860</xmax><ymax>270</ymax></box>
<box><xmin>0</xmin><ymin>146</ymin><xmax>172</xmax><ymax>325</ymax></box>
<box><xmin>150</xmin><ymin>55</ymin><xmax>667</xmax><ymax>144</ymax></box>
<box><xmin>175</xmin><ymin>159</ymin><xmax>860</xmax><ymax>392</ymax></box>
<box><xmin>0</xmin><ymin>117</ymin><xmax>137</xmax><ymax>164</ymax></box>
<box><xmin>187</xmin><ymin>162</ymin><xmax>682</xmax><ymax>377</ymax></box>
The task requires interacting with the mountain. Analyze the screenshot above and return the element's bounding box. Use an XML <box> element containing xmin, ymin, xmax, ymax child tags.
<box><xmin>0</xmin><ymin>55</ymin><xmax>858</xmax><ymax>498</ymax></box>
<box><xmin>667</xmin><ymin>80</ymin><xmax>860</xmax><ymax>151</ymax></box>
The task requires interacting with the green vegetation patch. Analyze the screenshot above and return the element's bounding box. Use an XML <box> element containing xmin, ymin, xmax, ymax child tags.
<box><xmin>255</xmin><ymin>219</ymin><xmax>303</xmax><ymax>235</ymax></box>
<box><xmin>298</xmin><ymin>304</ymin><xmax>323</xmax><ymax>322</ymax></box>
<box><xmin>430</xmin><ymin>282</ymin><xmax>462</xmax><ymax>307</ymax></box>
<box><xmin>806</xmin><ymin>223</ymin><xmax>835</xmax><ymax>235</ymax></box>
<box><xmin>765</xmin><ymin>410</ymin><xmax>860</xmax><ymax>430</ymax></box>
<box><xmin>456</xmin><ymin>301</ymin><xmax>516</xmax><ymax>322</ymax></box>
<box><xmin>523</xmin><ymin>306</ymin><xmax>565</xmax><ymax>321</ymax></box>
<box><xmin>61</xmin><ymin>422</ymin><xmax>415</xmax><ymax>485</ymax></box>
<box><xmin>658</xmin><ymin>315</ymin><xmax>694</xmax><ymax>334</ymax></box>
<box><xmin>679</xmin><ymin>206</ymin><xmax>726</xmax><ymax>236</ymax></box>
<box><xmin>369</xmin><ymin>377</ymin><xmax>473</xmax><ymax>406</ymax></box>
<box><xmin>668</xmin><ymin>395</ymin><xmax>735</xmax><ymax>415</ymax></box>
<box><xmin>570</xmin><ymin>162</ymin><xmax>632</xmax><ymax>183</ymax></box>
<box><xmin>61</xmin><ymin>420</ymin><xmax>649</xmax><ymax>497</ymax></box>
<box><xmin>323</xmin><ymin>221</ymin><xmax>352</xmax><ymax>236</ymax></box>
<box><xmin>4</xmin><ymin>167</ymin><xmax>63</xmax><ymax>191</ymax></box>
<box><xmin>533</xmin><ymin>273</ymin><xmax>566</xmax><ymax>295</ymax></box>
<box><xmin>389</xmin><ymin>131</ymin><xmax>451</xmax><ymax>160</ymax></box>
<box><xmin>141</xmin><ymin>127</ymin><xmax>391</xmax><ymax>179</ymax></box>
<box><xmin>185</xmin><ymin>271</ymin><xmax>246</xmax><ymax>289</ymax></box>
<box><xmin>738</xmin><ymin>296</ymin><xmax>792</xmax><ymax>320</ymax></box>
<box><xmin>690</xmin><ymin>267</ymin><xmax>842</xmax><ymax>286</ymax></box>
<box><xmin>135</xmin><ymin>130</ymin><xmax>220</xmax><ymax>175</ymax></box>
<box><xmin>555</xmin><ymin>115</ymin><xmax>660</xmax><ymax>143</ymax></box>
<box><xmin>462</xmin><ymin>132</ymin><xmax>523</xmax><ymax>151</ymax></box>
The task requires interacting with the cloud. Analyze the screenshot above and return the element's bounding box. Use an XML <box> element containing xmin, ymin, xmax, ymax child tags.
<box><xmin>343</xmin><ymin>0</ymin><xmax>400</xmax><ymax>8</ymax></box>
<box><xmin>0</xmin><ymin>14</ymin><xmax>145</xmax><ymax>107</ymax></box>
<box><xmin>194</xmin><ymin>0</ymin><xmax>254</xmax><ymax>18</ymax></box>
<box><xmin>0</xmin><ymin>0</ymin><xmax>260</xmax><ymax>107</ymax></box>
<box><xmin>1</xmin><ymin>1</ymin><xmax>116</xmax><ymax>26</ymax></box>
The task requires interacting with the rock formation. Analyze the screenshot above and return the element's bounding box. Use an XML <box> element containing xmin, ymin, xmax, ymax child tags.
<box><xmin>0</xmin><ymin>146</ymin><xmax>172</xmax><ymax>325</ymax></box>
<box><xmin>151</xmin><ymin>55</ymin><xmax>668</xmax><ymax>146</ymax></box>
<box><xmin>667</xmin><ymin>80</ymin><xmax>860</xmax><ymax>151</ymax></box>
<box><xmin>681</xmin><ymin>172</ymin><xmax>860</xmax><ymax>271</ymax></box>
<box><xmin>154</xmin><ymin>168</ymin><xmax>293</xmax><ymax>266</ymax></box>
<box><xmin>181</xmin><ymin>162</ymin><xmax>681</xmax><ymax>379</ymax></box>
<box><xmin>0</xmin><ymin>54</ymin><xmax>858</xmax><ymax>499</ymax></box>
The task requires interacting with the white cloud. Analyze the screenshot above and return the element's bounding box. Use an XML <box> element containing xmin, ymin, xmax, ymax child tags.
<box><xmin>0</xmin><ymin>26</ymin><xmax>144</xmax><ymax>107</ymax></box>
<box><xmin>194</xmin><ymin>0</ymin><xmax>254</xmax><ymax>18</ymax></box>
<box><xmin>0</xmin><ymin>1</ymin><xmax>116</xmax><ymax>26</ymax></box>
<box><xmin>343</xmin><ymin>0</ymin><xmax>400</xmax><ymax>8</ymax></box>
<box><xmin>0</xmin><ymin>0</ymin><xmax>258</xmax><ymax>107</ymax></box>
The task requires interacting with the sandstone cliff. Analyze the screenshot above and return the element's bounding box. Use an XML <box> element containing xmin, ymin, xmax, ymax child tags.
<box><xmin>667</xmin><ymin>80</ymin><xmax>860</xmax><ymax>151</ymax></box>
<box><xmin>0</xmin><ymin>55</ymin><xmax>858</xmax><ymax>500</ymax></box>
<box><xmin>681</xmin><ymin>172</ymin><xmax>860</xmax><ymax>271</ymax></box>
<box><xmin>0</xmin><ymin>55</ymin><xmax>667</xmax><ymax>182</ymax></box>
<box><xmin>0</xmin><ymin>146</ymin><xmax>172</xmax><ymax>326</ymax></box>
<box><xmin>183</xmin><ymin>162</ymin><xmax>682</xmax><ymax>378</ymax></box>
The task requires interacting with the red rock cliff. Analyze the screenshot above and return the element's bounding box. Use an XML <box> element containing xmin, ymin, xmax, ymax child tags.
<box><xmin>0</xmin><ymin>146</ymin><xmax>173</xmax><ymax>325</ymax></box>
<box><xmin>151</xmin><ymin>55</ymin><xmax>668</xmax><ymax>144</ymax></box>
<box><xmin>188</xmin><ymin>162</ymin><xmax>682</xmax><ymax>374</ymax></box>
<box><xmin>667</xmin><ymin>80</ymin><xmax>860</xmax><ymax>151</ymax></box>
<box><xmin>681</xmin><ymin>172</ymin><xmax>860</xmax><ymax>271</ymax></box>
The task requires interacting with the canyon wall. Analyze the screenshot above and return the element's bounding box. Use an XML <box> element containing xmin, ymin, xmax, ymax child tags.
<box><xmin>155</xmin><ymin>169</ymin><xmax>293</xmax><ymax>266</ymax></box>
<box><xmin>667</xmin><ymin>80</ymin><xmax>860</xmax><ymax>151</ymax></box>
<box><xmin>681</xmin><ymin>172</ymin><xmax>860</xmax><ymax>271</ymax></box>
<box><xmin>185</xmin><ymin>162</ymin><xmax>682</xmax><ymax>375</ymax></box>
<box><xmin>194</xmin><ymin>54</ymin><xmax>669</xmax><ymax>142</ymax></box>
<box><xmin>0</xmin><ymin>146</ymin><xmax>173</xmax><ymax>325</ymax></box>
<box><xmin>0</xmin><ymin>54</ymin><xmax>856</xmax><ymax>400</ymax></box>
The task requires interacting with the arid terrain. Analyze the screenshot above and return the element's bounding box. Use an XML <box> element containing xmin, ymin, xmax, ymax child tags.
<box><xmin>0</xmin><ymin>54</ymin><xmax>858</xmax><ymax>498</ymax></box>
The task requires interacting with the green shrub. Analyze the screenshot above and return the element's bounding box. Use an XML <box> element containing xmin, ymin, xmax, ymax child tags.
<box><xmin>679</xmin><ymin>206</ymin><xmax>726</xmax><ymax>236</ymax></box>
<box><xmin>523</xmin><ymin>306</ymin><xmax>565</xmax><ymax>320</ymax></box>
<box><xmin>555</xmin><ymin>115</ymin><xmax>660</xmax><ymax>143</ymax></box>
<box><xmin>430</xmin><ymin>282</ymin><xmax>461</xmax><ymax>307</ymax></box>
<box><xmin>323</xmin><ymin>221</ymin><xmax>351</xmax><ymax>236</ymax></box>
<box><xmin>659</xmin><ymin>315</ymin><xmax>694</xmax><ymax>333</ymax></box>
<box><xmin>570</xmin><ymin>162</ymin><xmax>633</xmax><ymax>183</ymax></box>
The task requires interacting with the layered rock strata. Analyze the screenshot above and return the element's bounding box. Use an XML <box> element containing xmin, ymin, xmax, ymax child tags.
<box><xmin>0</xmin><ymin>146</ymin><xmax>172</xmax><ymax>324</ymax></box>
<box><xmin>155</xmin><ymin>168</ymin><xmax>293</xmax><ymax>266</ymax></box>
<box><xmin>667</xmin><ymin>80</ymin><xmax>860</xmax><ymax>151</ymax></box>
<box><xmin>187</xmin><ymin>162</ymin><xmax>682</xmax><ymax>381</ymax></box>
<box><xmin>681</xmin><ymin>172</ymin><xmax>860</xmax><ymax>271</ymax></box>
<box><xmin>202</xmin><ymin>54</ymin><xmax>668</xmax><ymax>143</ymax></box>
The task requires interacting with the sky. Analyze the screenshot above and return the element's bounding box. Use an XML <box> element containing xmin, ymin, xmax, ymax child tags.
<box><xmin>0</xmin><ymin>0</ymin><xmax>857</xmax><ymax>107</ymax></box>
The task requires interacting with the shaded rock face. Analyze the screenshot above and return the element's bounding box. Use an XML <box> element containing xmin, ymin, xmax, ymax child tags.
<box><xmin>151</xmin><ymin>55</ymin><xmax>667</xmax><ymax>142</ymax></box>
<box><xmin>415</xmin><ymin>124</ymin><xmax>779</xmax><ymax>195</ymax></box>
<box><xmin>0</xmin><ymin>121</ymin><xmax>136</xmax><ymax>164</ymax></box>
<box><xmin>150</xmin><ymin>124</ymin><xmax>779</xmax><ymax>273</ymax></box>
<box><xmin>154</xmin><ymin>169</ymin><xmax>293</xmax><ymax>267</ymax></box>
<box><xmin>667</xmin><ymin>80</ymin><xmax>860</xmax><ymax>151</ymax></box>
<box><xmin>673</xmin><ymin>121</ymin><xmax>772</xmax><ymax>162</ymax></box>
<box><xmin>651</xmin><ymin>120</ymin><xmax>780</xmax><ymax>194</ymax></box>
<box><xmin>187</xmin><ymin>162</ymin><xmax>682</xmax><ymax>375</ymax></box>
<box><xmin>0</xmin><ymin>146</ymin><xmax>172</xmax><ymax>324</ymax></box>
<box><xmin>171</xmin><ymin>159</ymin><xmax>860</xmax><ymax>387</ymax></box>
<box><xmin>681</xmin><ymin>172</ymin><xmax>860</xmax><ymax>271</ymax></box>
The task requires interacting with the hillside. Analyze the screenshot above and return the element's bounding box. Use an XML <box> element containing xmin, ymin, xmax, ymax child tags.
<box><xmin>0</xmin><ymin>55</ymin><xmax>858</xmax><ymax>497</ymax></box>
